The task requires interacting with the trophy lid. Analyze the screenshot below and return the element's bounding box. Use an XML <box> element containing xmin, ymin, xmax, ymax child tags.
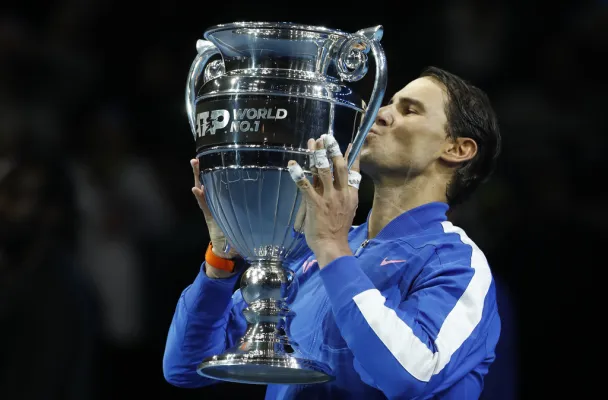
<box><xmin>201</xmin><ymin>21</ymin><xmax>356</xmax><ymax>77</ymax></box>
<box><xmin>203</xmin><ymin>21</ymin><xmax>352</xmax><ymax>40</ymax></box>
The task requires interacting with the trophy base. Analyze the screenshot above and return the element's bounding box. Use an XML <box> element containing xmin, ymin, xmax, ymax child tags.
<box><xmin>196</xmin><ymin>265</ymin><xmax>333</xmax><ymax>385</ymax></box>
<box><xmin>197</xmin><ymin>352</ymin><xmax>333</xmax><ymax>385</ymax></box>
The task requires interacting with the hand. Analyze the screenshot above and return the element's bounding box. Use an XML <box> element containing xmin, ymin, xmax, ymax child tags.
<box><xmin>288</xmin><ymin>136</ymin><xmax>361</xmax><ymax>268</ymax></box>
<box><xmin>191</xmin><ymin>159</ymin><xmax>240</xmax><ymax>276</ymax></box>
<box><xmin>293</xmin><ymin>141</ymin><xmax>320</xmax><ymax>233</ymax></box>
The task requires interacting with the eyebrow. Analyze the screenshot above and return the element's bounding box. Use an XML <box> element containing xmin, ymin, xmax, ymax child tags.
<box><xmin>388</xmin><ymin>96</ymin><xmax>426</xmax><ymax>112</ymax></box>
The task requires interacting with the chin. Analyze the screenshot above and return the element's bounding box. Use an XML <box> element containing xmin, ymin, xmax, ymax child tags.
<box><xmin>359</xmin><ymin>151</ymin><xmax>374</xmax><ymax>172</ymax></box>
<box><xmin>358</xmin><ymin>147</ymin><xmax>370</xmax><ymax>161</ymax></box>
<box><xmin>360</xmin><ymin>142</ymin><xmax>376</xmax><ymax>158</ymax></box>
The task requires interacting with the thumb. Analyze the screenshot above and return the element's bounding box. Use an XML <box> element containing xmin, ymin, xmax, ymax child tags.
<box><xmin>192</xmin><ymin>185</ymin><xmax>212</xmax><ymax>216</ymax></box>
<box><xmin>345</xmin><ymin>143</ymin><xmax>361</xmax><ymax>173</ymax></box>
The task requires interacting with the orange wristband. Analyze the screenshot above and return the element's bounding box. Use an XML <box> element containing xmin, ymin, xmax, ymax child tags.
<box><xmin>205</xmin><ymin>242</ymin><xmax>236</xmax><ymax>272</ymax></box>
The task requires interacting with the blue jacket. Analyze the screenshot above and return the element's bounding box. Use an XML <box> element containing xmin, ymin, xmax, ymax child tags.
<box><xmin>163</xmin><ymin>202</ymin><xmax>501</xmax><ymax>399</ymax></box>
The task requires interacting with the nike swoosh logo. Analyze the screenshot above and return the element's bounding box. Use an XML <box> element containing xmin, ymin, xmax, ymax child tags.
<box><xmin>380</xmin><ymin>258</ymin><xmax>407</xmax><ymax>266</ymax></box>
<box><xmin>303</xmin><ymin>259</ymin><xmax>318</xmax><ymax>273</ymax></box>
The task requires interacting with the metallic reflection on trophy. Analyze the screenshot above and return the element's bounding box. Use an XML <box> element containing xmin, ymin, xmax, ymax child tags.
<box><xmin>185</xmin><ymin>22</ymin><xmax>387</xmax><ymax>385</ymax></box>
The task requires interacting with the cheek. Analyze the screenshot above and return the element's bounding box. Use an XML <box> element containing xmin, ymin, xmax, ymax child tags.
<box><xmin>364</xmin><ymin>134</ymin><xmax>415</xmax><ymax>169</ymax></box>
<box><xmin>385</xmin><ymin>130</ymin><xmax>415</xmax><ymax>160</ymax></box>
<box><xmin>389</xmin><ymin>124</ymin><xmax>444</xmax><ymax>166</ymax></box>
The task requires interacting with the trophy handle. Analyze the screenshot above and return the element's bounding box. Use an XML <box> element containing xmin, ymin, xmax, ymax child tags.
<box><xmin>185</xmin><ymin>39</ymin><xmax>222</xmax><ymax>138</ymax></box>
<box><xmin>337</xmin><ymin>26</ymin><xmax>388</xmax><ymax>170</ymax></box>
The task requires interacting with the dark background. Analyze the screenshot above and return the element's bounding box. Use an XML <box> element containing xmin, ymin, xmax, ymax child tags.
<box><xmin>1</xmin><ymin>0</ymin><xmax>605</xmax><ymax>399</ymax></box>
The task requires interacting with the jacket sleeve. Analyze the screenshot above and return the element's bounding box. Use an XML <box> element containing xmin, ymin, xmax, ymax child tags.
<box><xmin>162</xmin><ymin>262</ymin><xmax>247</xmax><ymax>388</ymax></box>
<box><xmin>319</xmin><ymin>250</ymin><xmax>498</xmax><ymax>399</ymax></box>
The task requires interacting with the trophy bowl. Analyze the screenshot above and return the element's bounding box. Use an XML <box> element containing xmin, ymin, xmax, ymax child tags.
<box><xmin>185</xmin><ymin>21</ymin><xmax>387</xmax><ymax>385</ymax></box>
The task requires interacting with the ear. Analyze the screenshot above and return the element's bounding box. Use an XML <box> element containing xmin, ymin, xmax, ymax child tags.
<box><xmin>440</xmin><ymin>136</ymin><xmax>477</xmax><ymax>165</ymax></box>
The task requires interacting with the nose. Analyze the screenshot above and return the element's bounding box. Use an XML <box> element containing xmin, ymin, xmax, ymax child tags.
<box><xmin>374</xmin><ymin>106</ymin><xmax>392</xmax><ymax>127</ymax></box>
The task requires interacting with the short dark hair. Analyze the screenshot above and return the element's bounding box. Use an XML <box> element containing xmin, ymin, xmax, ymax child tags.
<box><xmin>419</xmin><ymin>66</ymin><xmax>501</xmax><ymax>206</ymax></box>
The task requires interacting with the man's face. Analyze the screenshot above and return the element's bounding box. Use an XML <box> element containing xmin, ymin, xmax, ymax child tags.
<box><xmin>360</xmin><ymin>77</ymin><xmax>450</xmax><ymax>178</ymax></box>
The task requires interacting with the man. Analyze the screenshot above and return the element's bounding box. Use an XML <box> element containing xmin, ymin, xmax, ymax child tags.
<box><xmin>163</xmin><ymin>66</ymin><xmax>502</xmax><ymax>399</ymax></box>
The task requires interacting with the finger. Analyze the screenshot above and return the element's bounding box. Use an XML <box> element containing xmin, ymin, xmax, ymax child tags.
<box><xmin>315</xmin><ymin>138</ymin><xmax>334</xmax><ymax>195</ymax></box>
<box><xmin>191</xmin><ymin>158</ymin><xmax>213</xmax><ymax>215</ymax></box>
<box><xmin>191</xmin><ymin>158</ymin><xmax>201</xmax><ymax>188</ymax></box>
<box><xmin>347</xmin><ymin>170</ymin><xmax>362</xmax><ymax>192</ymax></box>
<box><xmin>322</xmin><ymin>133</ymin><xmax>342</xmax><ymax>161</ymax></box>
<box><xmin>294</xmin><ymin>196</ymin><xmax>306</xmax><ymax>231</ymax></box>
<box><xmin>192</xmin><ymin>185</ymin><xmax>212</xmax><ymax>215</ymax></box>
<box><xmin>322</xmin><ymin>134</ymin><xmax>347</xmax><ymax>190</ymax></box>
<box><xmin>344</xmin><ymin>143</ymin><xmax>352</xmax><ymax>163</ymax></box>
<box><xmin>288</xmin><ymin>160</ymin><xmax>321</xmax><ymax>203</ymax></box>
<box><xmin>343</xmin><ymin>144</ymin><xmax>362</xmax><ymax>192</ymax></box>
<box><xmin>307</xmin><ymin>138</ymin><xmax>320</xmax><ymax>189</ymax></box>
<box><xmin>345</xmin><ymin>143</ymin><xmax>361</xmax><ymax>173</ymax></box>
<box><xmin>308</xmin><ymin>138</ymin><xmax>317</xmax><ymax>171</ymax></box>
<box><xmin>192</xmin><ymin>186</ymin><xmax>204</xmax><ymax>203</ymax></box>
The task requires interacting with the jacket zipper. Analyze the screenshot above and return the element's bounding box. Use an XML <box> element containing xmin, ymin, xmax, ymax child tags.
<box><xmin>354</xmin><ymin>238</ymin><xmax>370</xmax><ymax>257</ymax></box>
<box><xmin>313</xmin><ymin>237</ymin><xmax>368</xmax><ymax>353</ymax></box>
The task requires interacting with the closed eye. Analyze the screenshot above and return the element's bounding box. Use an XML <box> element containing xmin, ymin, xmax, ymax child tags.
<box><xmin>398</xmin><ymin>104</ymin><xmax>419</xmax><ymax>116</ymax></box>
<box><xmin>389</xmin><ymin>96</ymin><xmax>425</xmax><ymax>116</ymax></box>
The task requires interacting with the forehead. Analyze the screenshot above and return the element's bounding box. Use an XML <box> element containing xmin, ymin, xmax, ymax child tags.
<box><xmin>392</xmin><ymin>77</ymin><xmax>448</xmax><ymax>113</ymax></box>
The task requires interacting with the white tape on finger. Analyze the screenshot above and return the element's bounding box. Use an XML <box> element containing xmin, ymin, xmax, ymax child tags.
<box><xmin>309</xmin><ymin>151</ymin><xmax>317</xmax><ymax>170</ymax></box>
<box><xmin>314</xmin><ymin>149</ymin><xmax>330</xmax><ymax>169</ymax></box>
<box><xmin>288</xmin><ymin>163</ymin><xmax>306</xmax><ymax>182</ymax></box>
<box><xmin>321</xmin><ymin>134</ymin><xmax>342</xmax><ymax>158</ymax></box>
<box><xmin>348</xmin><ymin>170</ymin><xmax>362</xmax><ymax>189</ymax></box>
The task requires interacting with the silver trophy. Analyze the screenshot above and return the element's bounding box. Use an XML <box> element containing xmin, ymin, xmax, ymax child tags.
<box><xmin>185</xmin><ymin>22</ymin><xmax>387</xmax><ymax>385</ymax></box>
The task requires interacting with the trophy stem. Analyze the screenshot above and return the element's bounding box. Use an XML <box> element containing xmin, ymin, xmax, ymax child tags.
<box><xmin>197</xmin><ymin>260</ymin><xmax>333</xmax><ymax>385</ymax></box>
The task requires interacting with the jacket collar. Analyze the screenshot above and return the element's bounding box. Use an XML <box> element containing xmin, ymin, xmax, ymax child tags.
<box><xmin>363</xmin><ymin>201</ymin><xmax>449</xmax><ymax>241</ymax></box>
